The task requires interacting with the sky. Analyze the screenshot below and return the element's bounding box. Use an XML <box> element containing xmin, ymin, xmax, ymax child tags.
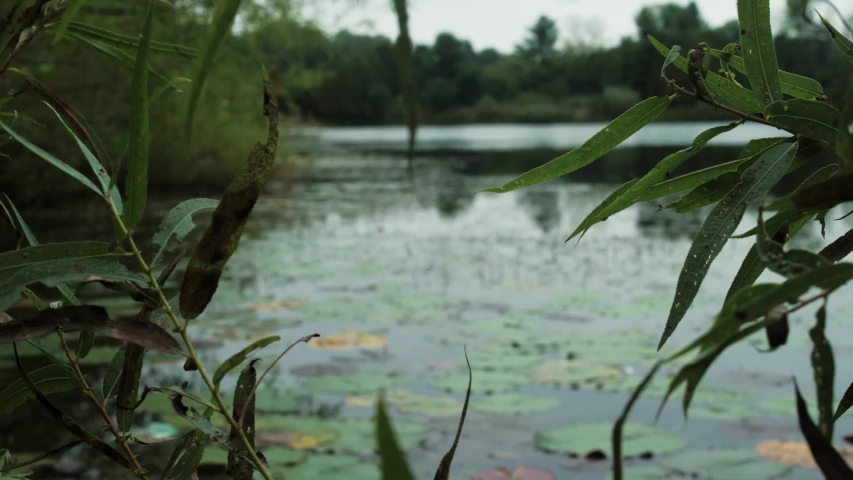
<box><xmin>301</xmin><ymin>0</ymin><xmax>853</xmax><ymax>53</ymax></box>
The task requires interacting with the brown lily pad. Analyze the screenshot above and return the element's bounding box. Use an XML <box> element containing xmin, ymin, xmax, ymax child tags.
<box><xmin>307</xmin><ymin>330</ymin><xmax>387</xmax><ymax>350</ymax></box>
<box><xmin>247</xmin><ymin>299</ymin><xmax>303</xmax><ymax>312</ymax></box>
<box><xmin>471</xmin><ymin>466</ymin><xmax>556</xmax><ymax>480</ymax></box>
<box><xmin>756</xmin><ymin>440</ymin><xmax>853</xmax><ymax>468</ymax></box>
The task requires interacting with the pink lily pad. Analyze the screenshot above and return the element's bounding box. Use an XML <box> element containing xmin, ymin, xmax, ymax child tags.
<box><xmin>471</xmin><ymin>466</ymin><xmax>556</xmax><ymax>480</ymax></box>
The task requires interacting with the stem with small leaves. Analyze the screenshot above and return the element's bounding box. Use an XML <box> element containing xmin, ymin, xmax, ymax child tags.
<box><xmin>105</xmin><ymin>200</ymin><xmax>274</xmax><ymax>480</ymax></box>
<box><xmin>55</xmin><ymin>331</ymin><xmax>150</xmax><ymax>480</ymax></box>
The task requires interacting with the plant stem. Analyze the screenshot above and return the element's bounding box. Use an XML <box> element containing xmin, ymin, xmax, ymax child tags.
<box><xmin>56</xmin><ymin>331</ymin><xmax>150</xmax><ymax>480</ymax></box>
<box><xmin>106</xmin><ymin>201</ymin><xmax>274</xmax><ymax>480</ymax></box>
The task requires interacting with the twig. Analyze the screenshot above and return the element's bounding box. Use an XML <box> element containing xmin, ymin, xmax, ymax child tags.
<box><xmin>56</xmin><ymin>330</ymin><xmax>150</xmax><ymax>480</ymax></box>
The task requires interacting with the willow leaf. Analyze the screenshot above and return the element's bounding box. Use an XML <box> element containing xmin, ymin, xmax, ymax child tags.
<box><xmin>569</xmin><ymin>179</ymin><xmax>638</xmax><ymax>241</ymax></box>
<box><xmin>124</xmin><ymin>1</ymin><xmax>154</xmax><ymax>229</ymax></box>
<box><xmin>709</xmin><ymin>49</ymin><xmax>824</xmax><ymax>99</ymax></box>
<box><xmin>659</xmin><ymin>142</ymin><xmax>798</xmax><ymax>349</ymax></box>
<box><xmin>737</xmin><ymin>0</ymin><xmax>783</xmax><ymax>104</ymax></box>
<box><xmin>838</xmin><ymin>77</ymin><xmax>853</xmax><ymax>169</ymax></box>
<box><xmin>569</xmin><ymin>122</ymin><xmax>738</xmax><ymax>240</ymax></box>
<box><xmin>818</xmin><ymin>11</ymin><xmax>853</xmax><ymax>64</ymax></box>
<box><xmin>61</xmin><ymin>22</ymin><xmax>197</xmax><ymax>58</ymax></box>
<box><xmin>810</xmin><ymin>305</ymin><xmax>835</xmax><ymax>440</ymax></box>
<box><xmin>117</xmin><ymin>342</ymin><xmax>145</xmax><ymax>432</ymax></box>
<box><xmin>633</xmin><ymin>159</ymin><xmax>744</xmax><ymax>202</ymax></box>
<box><xmin>484</xmin><ymin>96</ymin><xmax>671</xmax><ymax>193</ymax></box>
<box><xmin>150</xmin><ymin>198</ymin><xmax>219</xmax><ymax>267</ymax></box>
<box><xmin>53</xmin><ymin>0</ymin><xmax>89</xmax><ymax>44</ymax></box>
<box><xmin>162</xmin><ymin>429</ymin><xmax>206</xmax><ymax>480</ymax></box>
<box><xmin>227</xmin><ymin>362</ymin><xmax>257</xmax><ymax>480</ymax></box>
<box><xmin>186</xmin><ymin>0</ymin><xmax>244</xmax><ymax>137</ymax></box>
<box><xmin>102</xmin><ymin>345</ymin><xmax>126</xmax><ymax>402</ymax></box>
<box><xmin>0</xmin><ymin>365</ymin><xmax>78</xmax><ymax>415</ymax></box>
<box><xmin>764</xmin><ymin>99</ymin><xmax>841</xmax><ymax>145</ymax></box>
<box><xmin>795</xmin><ymin>382</ymin><xmax>853</xmax><ymax>478</ymax></box>
<box><xmin>647</xmin><ymin>33</ymin><xmax>765</xmax><ymax>113</ymax></box>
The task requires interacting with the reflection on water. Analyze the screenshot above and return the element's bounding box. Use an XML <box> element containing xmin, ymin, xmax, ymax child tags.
<box><xmin>5</xmin><ymin>123</ymin><xmax>853</xmax><ymax>479</ymax></box>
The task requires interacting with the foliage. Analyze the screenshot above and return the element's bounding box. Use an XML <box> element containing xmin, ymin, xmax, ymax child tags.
<box><xmin>484</xmin><ymin>0</ymin><xmax>853</xmax><ymax>479</ymax></box>
<box><xmin>0</xmin><ymin>2</ymin><xmax>472</xmax><ymax>480</ymax></box>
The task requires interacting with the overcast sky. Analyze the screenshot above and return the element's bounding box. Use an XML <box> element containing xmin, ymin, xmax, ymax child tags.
<box><xmin>301</xmin><ymin>0</ymin><xmax>852</xmax><ymax>52</ymax></box>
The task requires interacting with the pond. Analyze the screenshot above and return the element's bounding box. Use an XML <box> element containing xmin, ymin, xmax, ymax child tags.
<box><xmin>3</xmin><ymin>122</ymin><xmax>853</xmax><ymax>479</ymax></box>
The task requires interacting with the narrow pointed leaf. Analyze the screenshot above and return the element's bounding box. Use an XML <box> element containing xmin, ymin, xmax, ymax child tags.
<box><xmin>633</xmin><ymin>158</ymin><xmax>744</xmax><ymax>202</ymax></box>
<box><xmin>24</xmin><ymin>339</ymin><xmax>84</xmax><ymax>390</ymax></box>
<box><xmin>569</xmin><ymin>123</ymin><xmax>739</xmax><ymax>240</ymax></box>
<box><xmin>53</xmin><ymin>0</ymin><xmax>89</xmax><ymax>44</ymax></box>
<box><xmin>0</xmin><ymin>258</ymin><xmax>144</xmax><ymax>313</ymax></box>
<box><xmin>186</xmin><ymin>0</ymin><xmax>244</xmax><ymax>136</ymax></box>
<box><xmin>838</xmin><ymin>77</ymin><xmax>853</xmax><ymax>169</ymax></box>
<box><xmin>0</xmin><ymin>119</ymin><xmax>101</xmax><ymax>196</ymax></box>
<box><xmin>794</xmin><ymin>381</ymin><xmax>853</xmax><ymax>478</ymax></box>
<box><xmin>662</xmin><ymin>45</ymin><xmax>682</xmax><ymax>75</ymax></box>
<box><xmin>12</xmin><ymin>345</ymin><xmax>134</xmax><ymax>470</ymax></box>
<box><xmin>764</xmin><ymin>99</ymin><xmax>841</xmax><ymax>145</ymax></box>
<box><xmin>375</xmin><ymin>394</ymin><xmax>417</xmax><ymax>480</ymax></box>
<box><xmin>792</xmin><ymin>172</ymin><xmax>853</xmax><ymax>211</ymax></box>
<box><xmin>0</xmin><ymin>365</ymin><xmax>78</xmax><ymax>415</ymax></box>
<box><xmin>433</xmin><ymin>349</ymin><xmax>472</xmax><ymax>480</ymax></box>
<box><xmin>0</xmin><ymin>440</ymin><xmax>83</xmax><ymax>474</ymax></box>
<box><xmin>227</xmin><ymin>361</ymin><xmax>257</xmax><ymax>480</ymax></box>
<box><xmin>213</xmin><ymin>336</ymin><xmax>279</xmax><ymax>388</ymax></box>
<box><xmin>569</xmin><ymin>179</ymin><xmax>638</xmax><ymax>241</ymax></box>
<box><xmin>647</xmin><ymin>33</ymin><xmax>765</xmax><ymax>113</ymax></box>
<box><xmin>659</xmin><ymin>142</ymin><xmax>798</xmax><ymax>349</ymax></box>
<box><xmin>818</xmin><ymin>11</ymin><xmax>853</xmax><ymax>64</ymax></box>
<box><xmin>124</xmin><ymin>1</ymin><xmax>154</xmax><ymax>229</ymax></box>
<box><xmin>75</xmin><ymin>329</ymin><xmax>95</xmax><ymax>359</ymax></box>
<box><xmin>180</xmin><ymin>72</ymin><xmax>278</xmax><ymax>320</ymax></box>
<box><xmin>756</xmin><ymin>208</ymin><xmax>828</xmax><ymax>278</ymax></box>
<box><xmin>64</xmin><ymin>31</ymin><xmax>174</xmax><ymax>87</ymax></box>
<box><xmin>150</xmin><ymin>198</ymin><xmax>219</xmax><ymax>267</ymax></box>
<box><xmin>162</xmin><ymin>429</ymin><xmax>206</xmax><ymax>480</ymax></box>
<box><xmin>59</xmin><ymin>22</ymin><xmax>197</xmax><ymax>58</ymax></box>
<box><xmin>484</xmin><ymin>97</ymin><xmax>671</xmax><ymax>193</ymax></box>
<box><xmin>810</xmin><ymin>305</ymin><xmax>835</xmax><ymax>440</ymax></box>
<box><xmin>117</xmin><ymin>342</ymin><xmax>145</xmax><ymax>432</ymax></box>
<box><xmin>709</xmin><ymin>49</ymin><xmax>825</xmax><ymax>99</ymax></box>
<box><xmin>835</xmin><ymin>381</ymin><xmax>853</xmax><ymax>422</ymax></box>
<box><xmin>820</xmin><ymin>228</ymin><xmax>853</xmax><ymax>263</ymax></box>
<box><xmin>0</xmin><ymin>306</ymin><xmax>180</xmax><ymax>353</ymax></box>
<box><xmin>102</xmin><ymin>345</ymin><xmax>126</xmax><ymax>402</ymax></box>
<box><xmin>0</xmin><ymin>241</ymin><xmax>117</xmax><ymax>281</ymax></box>
<box><xmin>737</xmin><ymin>0</ymin><xmax>783</xmax><ymax>104</ymax></box>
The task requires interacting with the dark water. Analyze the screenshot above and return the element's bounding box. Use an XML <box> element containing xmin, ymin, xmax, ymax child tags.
<box><xmin>3</xmin><ymin>122</ymin><xmax>852</xmax><ymax>479</ymax></box>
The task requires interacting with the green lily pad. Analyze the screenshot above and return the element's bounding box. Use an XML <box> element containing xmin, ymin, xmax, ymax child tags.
<box><xmin>604</xmin><ymin>466</ymin><xmax>670</xmax><ymax>480</ymax></box>
<box><xmin>300</xmin><ymin>371</ymin><xmax>409</xmax><ymax>395</ymax></box>
<box><xmin>390</xmin><ymin>390</ymin><xmax>464</xmax><ymax>416</ymax></box>
<box><xmin>534</xmin><ymin>360</ymin><xmax>623</xmax><ymax>388</ymax></box>
<box><xmin>462</xmin><ymin>348</ymin><xmax>541</xmax><ymax>371</ymax></box>
<box><xmin>200</xmin><ymin>446</ymin><xmax>229</xmax><ymax>465</ymax></box>
<box><xmin>259</xmin><ymin>447</ymin><xmax>307</xmax><ymax>466</ymax></box>
<box><xmin>760</xmin><ymin>394</ymin><xmax>817</xmax><ymax>417</ymax></box>
<box><xmin>256</xmin><ymin>416</ymin><xmax>340</xmax><ymax>450</ymax></box>
<box><xmin>323</xmin><ymin>418</ymin><xmax>428</xmax><ymax>454</ymax></box>
<box><xmin>662</xmin><ymin>449</ymin><xmax>791</xmax><ymax>479</ymax></box>
<box><xmin>535</xmin><ymin>422</ymin><xmax>685</xmax><ymax>457</ymax></box>
<box><xmin>470</xmin><ymin>393</ymin><xmax>559</xmax><ymax>415</ymax></box>
<box><xmin>254</xmin><ymin>389</ymin><xmax>303</xmax><ymax>414</ymax></box>
<box><xmin>430</xmin><ymin>370</ymin><xmax>527</xmax><ymax>394</ymax></box>
<box><xmin>268</xmin><ymin>454</ymin><xmax>379</xmax><ymax>480</ymax></box>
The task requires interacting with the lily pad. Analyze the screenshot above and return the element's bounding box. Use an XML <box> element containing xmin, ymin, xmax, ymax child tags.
<box><xmin>256</xmin><ymin>416</ymin><xmax>339</xmax><ymax>450</ymax></box>
<box><xmin>534</xmin><ymin>360</ymin><xmax>623</xmax><ymax>388</ymax></box>
<box><xmin>269</xmin><ymin>454</ymin><xmax>379</xmax><ymax>480</ymax></box>
<box><xmin>535</xmin><ymin>422</ymin><xmax>684</xmax><ymax>457</ymax></box>
<box><xmin>603</xmin><ymin>466</ymin><xmax>670</xmax><ymax>480</ymax></box>
<box><xmin>463</xmin><ymin>348</ymin><xmax>541</xmax><ymax>371</ymax></box>
<box><xmin>290</xmin><ymin>363</ymin><xmax>358</xmax><ymax>377</ymax></box>
<box><xmin>756</xmin><ymin>440</ymin><xmax>853</xmax><ymax>468</ymax></box>
<box><xmin>308</xmin><ymin>330</ymin><xmax>387</xmax><ymax>350</ymax></box>
<box><xmin>322</xmin><ymin>417</ymin><xmax>428</xmax><ymax>454</ymax></box>
<box><xmin>663</xmin><ymin>448</ymin><xmax>791</xmax><ymax>479</ymax></box>
<box><xmin>300</xmin><ymin>371</ymin><xmax>409</xmax><ymax>395</ymax></box>
<box><xmin>471</xmin><ymin>393</ymin><xmax>559</xmax><ymax>415</ymax></box>
<box><xmin>430</xmin><ymin>370</ymin><xmax>527</xmax><ymax>394</ymax></box>
<box><xmin>471</xmin><ymin>466</ymin><xmax>556</xmax><ymax>480</ymax></box>
<box><xmin>345</xmin><ymin>389</ymin><xmax>463</xmax><ymax>416</ymax></box>
<box><xmin>254</xmin><ymin>389</ymin><xmax>303</xmax><ymax>414</ymax></box>
<box><xmin>258</xmin><ymin>447</ymin><xmax>307</xmax><ymax>466</ymax></box>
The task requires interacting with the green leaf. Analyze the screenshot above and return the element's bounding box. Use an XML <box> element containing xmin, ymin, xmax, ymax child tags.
<box><xmin>162</xmin><ymin>429</ymin><xmax>207</xmax><ymax>480</ymax></box>
<box><xmin>23</xmin><ymin>338</ymin><xmax>84</xmax><ymax>390</ymax></box>
<box><xmin>569</xmin><ymin>122</ymin><xmax>739</xmax><ymax>240</ymax></box>
<box><xmin>756</xmin><ymin>208</ymin><xmax>828</xmax><ymax>278</ymax></box>
<box><xmin>612</xmin><ymin>362</ymin><xmax>662</xmax><ymax>480</ymax></box>
<box><xmin>0</xmin><ymin>257</ymin><xmax>143</xmax><ymax>313</ymax></box>
<box><xmin>150</xmin><ymin>198</ymin><xmax>219</xmax><ymax>267</ymax></box>
<box><xmin>375</xmin><ymin>395</ymin><xmax>417</xmax><ymax>480</ymax></box>
<box><xmin>835</xmin><ymin>380</ymin><xmax>853</xmax><ymax>422</ymax></box>
<box><xmin>838</xmin><ymin>77</ymin><xmax>853</xmax><ymax>170</ymax></box>
<box><xmin>809</xmin><ymin>304</ymin><xmax>835</xmax><ymax>440</ymax></box>
<box><xmin>227</xmin><ymin>361</ymin><xmax>257</xmax><ymax>480</ymax></box>
<box><xmin>818</xmin><ymin>11</ymin><xmax>853</xmax><ymax>65</ymax></box>
<box><xmin>709</xmin><ymin>49</ymin><xmax>825</xmax><ymax>99</ymax></box>
<box><xmin>433</xmin><ymin>349</ymin><xmax>472</xmax><ymax>480</ymax></box>
<box><xmin>662</xmin><ymin>45</ymin><xmax>682</xmax><ymax>76</ymax></box>
<box><xmin>0</xmin><ymin>365</ymin><xmax>78</xmax><ymax>415</ymax></box>
<box><xmin>659</xmin><ymin>142</ymin><xmax>799</xmax><ymax>349</ymax></box>
<box><xmin>212</xmin><ymin>336</ymin><xmax>278</xmax><ymax>389</ymax></box>
<box><xmin>0</xmin><ymin>306</ymin><xmax>180</xmax><ymax>353</ymax></box>
<box><xmin>0</xmin><ymin>241</ymin><xmax>117</xmax><ymax>282</ymax></box>
<box><xmin>186</xmin><ymin>0</ymin><xmax>245</xmax><ymax>137</ymax></box>
<box><xmin>0</xmin><ymin>119</ymin><xmax>101</xmax><ymax>196</ymax></box>
<box><xmin>483</xmin><ymin>96</ymin><xmax>671</xmax><ymax>193</ymax></box>
<box><xmin>63</xmin><ymin>31</ymin><xmax>174</xmax><ymax>87</ymax></box>
<box><xmin>59</xmin><ymin>22</ymin><xmax>198</xmax><ymax>58</ymax></box>
<box><xmin>53</xmin><ymin>0</ymin><xmax>89</xmax><ymax>44</ymax></box>
<box><xmin>124</xmin><ymin>1</ymin><xmax>154</xmax><ymax>230</ymax></box>
<box><xmin>180</xmin><ymin>72</ymin><xmax>279</xmax><ymax>320</ymax></box>
<box><xmin>569</xmin><ymin>179</ymin><xmax>638</xmax><ymax>241</ymax></box>
<box><xmin>117</xmin><ymin>343</ymin><xmax>145</xmax><ymax>433</ymax></box>
<box><xmin>737</xmin><ymin>0</ymin><xmax>783</xmax><ymax>104</ymax></box>
<box><xmin>764</xmin><ymin>99</ymin><xmax>841</xmax><ymax>145</ymax></box>
<box><xmin>647</xmin><ymin>33</ymin><xmax>765</xmax><ymax>113</ymax></box>
<box><xmin>75</xmin><ymin>329</ymin><xmax>95</xmax><ymax>360</ymax></box>
<box><xmin>632</xmin><ymin>158</ymin><xmax>744</xmax><ymax>202</ymax></box>
<box><xmin>102</xmin><ymin>345</ymin><xmax>126</xmax><ymax>403</ymax></box>
<box><xmin>0</xmin><ymin>1</ymin><xmax>26</xmax><ymax>54</ymax></box>
<box><xmin>794</xmin><ymin>381</ymin><xmax>853</xmax><ymax>478</ymax></box>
